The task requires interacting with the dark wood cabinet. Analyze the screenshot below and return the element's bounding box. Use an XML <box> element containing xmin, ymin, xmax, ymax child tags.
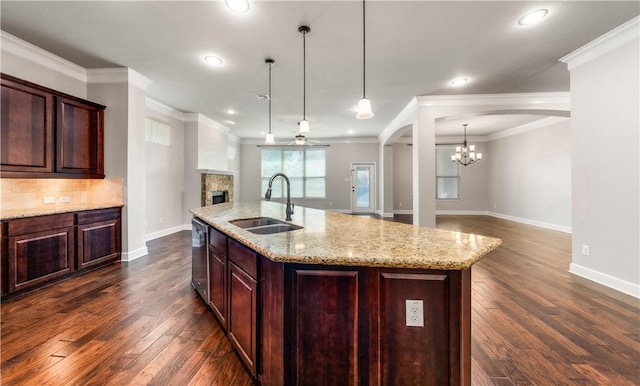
<box><xmin>0</xmin><ymin>73</ymin><xmax>105</xmax><ymax>179</ymax></box>
<box><xmin>208</xmin><ymin>227</ymin><xmax>228</xmax><ymax>328</ymax></box>
<box><xmin>6</xmin><ymin>213</ymin><xmax>75</xmax><ymax>293</ymax></box>
<box><xmin>228</xmin><ymin>261</ymin><xmax>258</xmax><ymax>377</ymax></box>
<box><xmin>0</xmin><ymin>76</ymin><xmax>54</xmax><ymax>174</ymax></box>
<box><xmin>227</xmin><ymin>238</ymin><xmax>258</xmax><ymax>377</ymax></box>
<box><xmin>56</xmin><ymin>96</ymin><xmax>104</xmax><ymax>177</ymax></box>
<box><xmin>209</xmin><ymin>248</ymin><xmax>227</xmax><ymax>328</ymax></box>
<box><xmin>76</xmin><ymin>208</ymin><xmax>121</xmax><ymax>270</ymax></box>
<box><xmin>1</xmin><ymin>207</ymin><xmax>121</xmax><ymax>299</ymax></box>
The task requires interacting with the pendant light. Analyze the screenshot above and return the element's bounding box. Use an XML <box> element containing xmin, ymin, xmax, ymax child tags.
<box><xmin>265</xmin><ymin>58</ymin><xmax>275</xmax><ymax>145</ymax></box>
<box><xmin>356</xmin><ymin>0</ymin><xmax>373</xmax><ymax>119</ymax></box>
<box><xmin>451</xmin><ymin>124</ymin><xmax>483</xmax><ymax>166</ymax></box>
<box><xmin>298</xmin><ymin>25</ymin><xmax>310</xmax><ymax>134</ymax></box>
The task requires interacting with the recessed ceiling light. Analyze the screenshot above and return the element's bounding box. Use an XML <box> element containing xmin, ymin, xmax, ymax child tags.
<box><xmin>204</xmin><ymin>55</ymin><xmax>223</xmax><ymax>66</ymax></box>
<box><xmin>450</xmin><ymin>77</ymin><xmax>469</xmax><ymax>87</ymax></box>
<box><xmin>226</xmin><ymin>0</ymin><xmax>250</xmax><ymax>13</ymax></box>
<box><xmin>225</xmin><ymin>108</ymin><xmax>237</xmax><ymax>115</ymax></box>
<box><xmin>256</xmin><ymin>94</ymin><xmax>270</xmax><ymax>101</ymax></box>
<box><xmin>347</xmin><ymin>130</ymin><xmax>356</xmax><ymax>135</ymax></box>
<box><xmin>225</xmin><ymin>120</ymin><xmax>236</xmax><ymax>125</ymax></box>
<box><xmin>518</xmin><ymin>9</ymin><xmax>548</xmax><ymax>25</ymax></box>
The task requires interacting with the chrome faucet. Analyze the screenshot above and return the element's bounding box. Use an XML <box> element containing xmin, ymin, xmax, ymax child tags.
<box><xmin>265</xmin><ymin>173</ymin><xmax>294</xmax><ymax>221</ymax></box>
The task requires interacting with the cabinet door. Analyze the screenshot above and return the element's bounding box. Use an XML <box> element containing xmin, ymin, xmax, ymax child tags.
<box><xmin>209</xmin><ymin>248</ymin><xmax>227</xmax><ymax>329</ymax></box>
<box><xmin>76</xmin><ymin>218</ymin><xmax>120</xmax><ymax>270</ymax></box>
<box><xmin>7</xmin><ymin>226</ymin><xmax>75</xmax><ymax>292</ymax></box>
<box><xmin>1</xmin><ymin>75</ymin><xmax>54</xmax><ymax>174</ymax></box>
<box><xmin>56</xmin><ymin>96</ymin><xmax>104</xmax><ymax>178</ymax></box>
<box><xmin>228</xmin><ymin>262</ymin><xmax>258</xmax><ymax>377</ymax></box>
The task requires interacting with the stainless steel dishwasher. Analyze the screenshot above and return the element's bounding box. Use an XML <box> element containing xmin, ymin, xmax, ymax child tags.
<box><xmin>191</xmin><ymin>218</ymin><xmax>208</xmax><ymax>303</ymax></box>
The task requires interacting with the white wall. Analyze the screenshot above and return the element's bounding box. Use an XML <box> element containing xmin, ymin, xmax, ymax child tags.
<box><xmin>562</xmin><ymin>19</ymin><xmax>639</xmax><ymax>297</ymax></box>
<box><xmin>145</xmin><ymin>101</ymin><xmax>186</xmax><ymax>239</ymax></box>
<box><xmin>485</xmin><ymin>120</ymin><xmax>571</xmax><ymax>230</ymax></box>
<box><xmin>393</xmin><ymin>143</ymin><xmax>413</xmax><ymax>213</ymax></box>
<box><xmin>239</xmin><ymin>142</ymin><xmax>379</xmax><ymax>212</ymax></box>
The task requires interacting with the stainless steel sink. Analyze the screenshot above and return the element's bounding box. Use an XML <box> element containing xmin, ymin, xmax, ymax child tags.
<box><xmin>229</xmin><ymin>217</ymin><xmax>303</xmax><ymax>234</ymax></box>
<box><xmin>230</xmin><ymin>217</ymin><xmax>282</xmax><ymax>228</ymax></box>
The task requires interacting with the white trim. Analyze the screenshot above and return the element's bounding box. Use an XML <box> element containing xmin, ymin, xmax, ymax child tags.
<box><xmin>379</xmin><ymin>97</ymin><xmax>417</xmax><ymax>145</ymax></box>
<box><xmin>375</xmin><ymin>209</ymin><xmax>394</xmax><ymax>218</ymax></box>
<box><xmin>488</xmin><ymin>211</ymin><xmax>572</xmax><ymax>233</ymax></box>
<box><xmin>87</xmin><ymin>68</ymin><xmax>153</xmax><ymax>90</ymax></box>
<box><xmin>197</xmin><ymin>169</ymin><xmax>238</xmax><ymax>175</ymax></box>
<box><xmin>145</xmin><ymin>224</ymin><xmax>191</xmax><ymax>242</ymax></box>
<box><xmin>570</xmin><ymin>263</ymin><xmax>640</xmax><ymax>299</ymax></box>
<box><xmin>1</xmin><ymin>31</ymin><xmax>87</xmax><ymax>82</ymax></box>
<box><xmin>240</xmin><ymin>137</ymin><xmax>378</xmax><ymax>145</ymax></box>
<box><xmin>436</xmin><ymin>210</ymin><xmax>489</xmax><ymax>216</ymax></box>
<box><xmin>184</xmin><ymin>113</ymin><xmax>231</xmax><ymax>133</ymax></box>
<box><xmin>560</xmin><ymin>16</ymin><xmax>640</xmax><ymax>71</ymax></box>
<box><xmin>145</xmin><ymin>97</ymin><xmax>186</xmax><ymax>121</ymax></box>
<box><xmin>486</xmin><ymin>116</ymin><xmax>569</xmax><ymax>141</ymax></box>
<box><xmin>328</xmin><ymin>209</ymin><xmax>352</xmax><ymax>214</ymax></box>
<box><xmin>120</xmin><ymin>246</ymin><xmax>149</xmax><ymax>262</ymax></box>
<box><xmin>416</xmin><ymin>92</ymin><xmax>571</xmax><ymax>107</ymax></box>
<box><xmin>393</xmin><ymin>210</ymin><xmax>414</xmax><ymax>215</ymax></box>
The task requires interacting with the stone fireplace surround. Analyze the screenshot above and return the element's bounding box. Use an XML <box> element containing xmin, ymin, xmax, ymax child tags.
<box><xmin>201</xmin><ymin>173</ymin><xmax>234</xmax><ymax>207</ymax></box>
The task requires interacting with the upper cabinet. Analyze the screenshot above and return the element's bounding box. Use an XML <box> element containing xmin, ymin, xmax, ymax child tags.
<box><xmin>1</xmin><ymin>74</ymin><xmax>106</xmax><ymax>179</ymax></box>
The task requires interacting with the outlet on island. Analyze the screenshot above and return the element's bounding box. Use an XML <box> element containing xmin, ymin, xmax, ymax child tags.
<box><xmin>406</xmin><ymin>299</ymin><xmax>424</xmax><ymax>327</ymax></box>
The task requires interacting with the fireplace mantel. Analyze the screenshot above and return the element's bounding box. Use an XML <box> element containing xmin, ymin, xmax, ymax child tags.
<box><xmin>197</xmin><ymin>169</ymin><xmax>238</xmax><ymax>176</ymax></box>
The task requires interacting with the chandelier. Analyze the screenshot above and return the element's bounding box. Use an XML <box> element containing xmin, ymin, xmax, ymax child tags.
<box><xmin>451</xmin><ymin>124</ymin><xmax>482</xmax><ymax>166</ymax></box>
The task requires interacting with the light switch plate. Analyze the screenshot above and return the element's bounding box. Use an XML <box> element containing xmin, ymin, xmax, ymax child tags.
<box><xmin>43</xmin><ymin>197</ymin><xmax>55</xmax><ymax>204</ymax></box>
<box><xmin>406</xmin><ymin>299</ymin><xmax>424</xmax><ymax>327</ymax></box>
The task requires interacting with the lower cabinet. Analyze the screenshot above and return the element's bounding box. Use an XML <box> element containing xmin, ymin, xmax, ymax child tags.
<box><xmin>228</xmin><ymin>261</ymin><xmax>258</xmax><ymax>377</ymax></box>
<box><xmin>76</xmin><ymin>208</ymin><xmax>121</xmax><ymax>270</ymax></box>
<box><xmin>1</xmin><ymin>207</ymin><xmax>121</xmax><ymax>298</ymax></box>
<box><xmin>6</xmin><ymin>213</ymin><xmax>75</xmax><ymax>293</ymax></box>
<box><xmin>209</xmin><ymin>248</ymin><xmax>227</xmax><ymax>328</ymax></box>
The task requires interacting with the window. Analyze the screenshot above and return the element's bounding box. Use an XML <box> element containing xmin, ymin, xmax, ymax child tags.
<box><xmin>145</xmin><ymin>117</ymin><xmax>171</xmax><ymax>146</ymax></box>
<box><xmin>261</xmin><ymin>148</ymin><xmax>326</xmax><ymax>198</ymax></box>
<box><xmin>436</xmin><ymin>146</ymin><xmax>459</xmax><ymax>199</ymax></box>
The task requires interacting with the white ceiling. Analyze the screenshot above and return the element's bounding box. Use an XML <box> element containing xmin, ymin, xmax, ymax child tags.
<box><xmin>1</xmin><ymin>1</ymin><xmax>637</xmax><ymax>140</ymax></box>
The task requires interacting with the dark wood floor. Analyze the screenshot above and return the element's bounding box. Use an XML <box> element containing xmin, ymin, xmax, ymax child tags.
<box><xmin>2</xmin><ymin>215</ymin><xmax>639</xmax><ymax>385</ymax></box>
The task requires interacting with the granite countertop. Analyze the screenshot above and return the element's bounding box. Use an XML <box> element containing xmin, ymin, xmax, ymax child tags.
<box><xmin>191</xmin><ymin>201</ymin><xmax>502</xmax><ymax>270</ymax></box>
<box><xmin>1</xmin><ymin>203</ymin><xmax>124</xmax><ymax>220</ymax></box>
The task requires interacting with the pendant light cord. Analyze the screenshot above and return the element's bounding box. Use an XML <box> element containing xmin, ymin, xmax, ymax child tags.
<box><xmin>303</xmin><ymin>31</ymin><xmax>306</xmax><ymax>120</ymax></box>
<box><xmin>268</xmin><ymin>62</ymin><xmax>272</xmax><ymax>134</ymax></box>
<box><xmin>362</xmin><ymin>0</ymin><xmax>366</xmax><ymax>99</ymax></box>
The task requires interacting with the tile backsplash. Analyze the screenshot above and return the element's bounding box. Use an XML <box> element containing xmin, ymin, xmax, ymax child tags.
<box><xmin>1</xmin><ymin>178</ymin><xmax>124</xmax><ymax>211</ymax></box>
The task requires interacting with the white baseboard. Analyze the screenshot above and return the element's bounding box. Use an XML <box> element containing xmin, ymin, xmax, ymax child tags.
<box><xmin>121</xmin><ymin>246</ymin><xmax>148</xmax><ymax>262</ymax></box>
<box><xmin>145</xmin><ymin>224</ymin><xmax>192</xmax><ymax>242</ymax></box>
<box><xmin>570</xmin><ymin>263</ymin><xmax>640</xmax><ymax>299</ymax></box>
<box><xmin>328</xmin><ymin>209</ymin><xmax>352</xmax><ymax>214</ymax></box>
<box><xmin>487</xmin><ymin>211</ymin><xmax>572</xmax><ymax>233</ymax></box>
<box><xmin>436</xmin><ymin>210</ymin><xmax>489</xmax><ymax>216</ymax></box>
<box><xmin>393</xmin><ymin>210</ymin><xmax>413</xmax><ymax>215</ymax></box>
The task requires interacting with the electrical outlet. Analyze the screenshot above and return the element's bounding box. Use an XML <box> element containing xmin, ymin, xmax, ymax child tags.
<box><xmin>582</xmin><ymin>245</ymin><xmax>590</xmax><ymax>256</ymax></box>
<box><xmin>58</xmin><ymin>196</ymin><xmax>70</xmax><ymax>203</ymax></box>
<box><xmin>158</xmin><ymin>217</ymin><xmax>164</xmax><ymax>224</ymax></box>
<box><xmin>43</xmin><ymin>196</ymin><xmax>55</xmax><ymax>204</ymax></box>
<box><xmin>406</xmin><ymin>300</ymin><xmax>424</xmax><ymax>327</ymax></box>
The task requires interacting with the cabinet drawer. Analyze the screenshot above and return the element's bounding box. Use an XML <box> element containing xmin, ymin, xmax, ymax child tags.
<box><xmin>7</xmin><ymin>213</ymin><xmax>74</xmax><ymax>236</ymax></box>
<box><xmin>209</xmin><ymin>226</ymin><xmax>227</xmax><ymax>255</ymax></box>
<box><xmin>77</xmin><ymin>207</ymin><xmax>120</xmax><ymax>225</ymax></box>
<box><xmin>228</xmin><ymin>239</ymin><xmax>257</xmax><ymax>279</ymax></box>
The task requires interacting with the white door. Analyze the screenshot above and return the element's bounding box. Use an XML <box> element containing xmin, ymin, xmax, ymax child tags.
<box><xmin>351</xmin><ymin>163</ymin><xmax>376</xmax><ymax>213</ymax></box>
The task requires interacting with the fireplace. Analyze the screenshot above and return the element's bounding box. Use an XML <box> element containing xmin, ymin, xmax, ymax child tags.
<box><xmin>212</xmin><ymin>191</ymin><xmax>228</xmax><ymax>205</ymax></box>
<box><xmin>201</xmin><ymin>173</ymin><xmax>234</xmax><ymax>206</ymax></box>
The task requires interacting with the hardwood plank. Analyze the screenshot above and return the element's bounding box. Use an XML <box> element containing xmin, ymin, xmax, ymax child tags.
<box><xmin>2</xmin><ymin>217</ymin><xmax>638</xmax><ymax>385</ymax></box>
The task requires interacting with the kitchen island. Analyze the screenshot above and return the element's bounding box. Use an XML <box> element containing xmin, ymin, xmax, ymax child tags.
<box><xmin>191</xmin><ymin>201</ymin><xmax>501</xmax><ymax>385</ymax></box>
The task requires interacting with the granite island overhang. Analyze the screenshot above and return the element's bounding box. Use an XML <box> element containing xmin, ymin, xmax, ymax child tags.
<box><xmin>191</xmin><ymin>201</ymin><xmax>501</xmax><ymax>385</ymax></box>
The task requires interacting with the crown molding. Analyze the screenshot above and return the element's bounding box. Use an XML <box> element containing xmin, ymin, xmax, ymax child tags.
<box><xmin>145</xmin><ymin>97</ymin><xmax>185</xmax><ymax>121</ymax></box>
<box><xmin>416</xmin><ymin>92</ymin><xmax>570</xmax><ymax>107</ymax></box>
<box><xmin>87</xmin><ymin>68</ymin><xmax>152</xmax><ymax>90</ymax></box>
<box><xmin>1</xmin><ymin>31</ymin><xmax>87</xmax><ymax>82</ymax></box>
<box><xmin>486</xmin><ymin>116</ymin><xmax>569</xmax><ymax>141</ymax></box>
<box><xmin>560</xmin><ymin>16</ymin><xmax>639</xmax><ymax>71</ymax></box>
<box><xmin>184</xmin><ymin>113</ymin><xmax>231</xmax><ymax>133</ymax></box>
<box><xmin>378</xmin><ymin>97</ymin><xmax>418</xmax><ymax>144</ymax></box>
<box><xmin>240</xmin><ymin>136</ymin><xmax>378</xmax><ymax>145</ymax></box>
